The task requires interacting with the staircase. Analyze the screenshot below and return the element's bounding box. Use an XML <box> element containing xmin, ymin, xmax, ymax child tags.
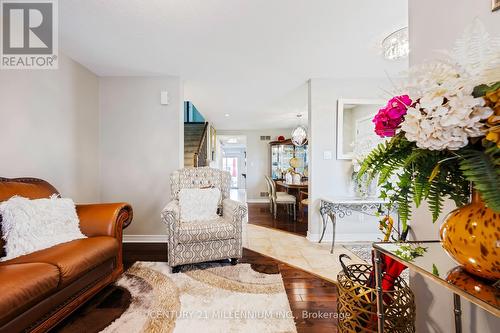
<box><xmin>184</xmin><ymin>122</ymin><xmax>208</xmax><ymax>167</ymax></box>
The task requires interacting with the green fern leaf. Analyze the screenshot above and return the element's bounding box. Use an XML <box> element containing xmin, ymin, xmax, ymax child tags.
<box><xmin>459</xmin><ymin>148</ymin><xmax>500</xmax><ymax>212</ymax></box>
<box><xmin>428</xmin><ymin>177</ymin><xmax>444</xmax><ymax>223</ymax></box>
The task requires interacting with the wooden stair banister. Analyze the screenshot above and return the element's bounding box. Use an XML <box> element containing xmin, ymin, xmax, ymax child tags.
<box><xmin>193</xmin><ymin>122</ymin><xmax>209</xmax><ymax>167</ymax></box>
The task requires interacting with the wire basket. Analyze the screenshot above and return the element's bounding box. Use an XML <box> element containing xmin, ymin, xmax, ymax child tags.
<box><xmin>337</xmin><ymin>263</ymin><xmax>415</xmax><ymax>333</ymax></box>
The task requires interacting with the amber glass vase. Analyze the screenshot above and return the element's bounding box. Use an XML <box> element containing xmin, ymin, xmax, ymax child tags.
<box><xmin>440</xmin><ymin>190</ymin><xmax>500</xmax><ymax>280</ymax></box>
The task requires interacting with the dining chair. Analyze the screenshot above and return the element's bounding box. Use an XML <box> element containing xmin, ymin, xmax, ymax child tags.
<box><xmin>264</xmin><ymin>175</ymin><xmax>289</xmax><ymax>214</ymax></box>
<box><xmin>264</xmin><ymin>176</ymin><xmax>274</xmax><ymax>214</ymax></box>
<box><xmin>298</xmin><ymin>190</ymin><xmax>309</xmax><ymax>221</ymax></box>
<box><xmin>268</xmin><ymin>177</ymin><xmax>296</xmax><ymax>220</ymax></box>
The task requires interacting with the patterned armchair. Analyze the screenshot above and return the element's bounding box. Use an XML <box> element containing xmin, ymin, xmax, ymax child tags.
<box><xmin>161</xmin><ymin>167</ymin><xmax>247</xmax><ymax>272</ymax></box>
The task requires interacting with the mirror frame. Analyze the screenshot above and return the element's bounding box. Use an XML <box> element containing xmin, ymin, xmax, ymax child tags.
<box><xmin>336</xmin><ymin>98</ymin><xmax>386</xmax><ymax>160</ymax></box>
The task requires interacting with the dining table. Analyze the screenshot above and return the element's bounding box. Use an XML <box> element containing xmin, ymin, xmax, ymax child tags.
<box><xmin>275</xmin><ymin>180</ymin><xmax>308</xmax><ymax>190</ymax></box>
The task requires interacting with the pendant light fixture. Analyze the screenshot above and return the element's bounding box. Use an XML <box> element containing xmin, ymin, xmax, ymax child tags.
<box><xmin>382</xmin><ymin>27</ymin><xmax>409</xmax><ymax>60</ymax></box>
<box><xmin>291</xmin><ymin>114</ymin><xmax>307</xmax><ymax>147</ymax></box>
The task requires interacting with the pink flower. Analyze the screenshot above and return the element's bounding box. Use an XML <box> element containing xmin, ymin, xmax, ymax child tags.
<box><xmin>373</xmin><ymin>95</ymin><xmax>412</xmax><ymax>137</ymax></box>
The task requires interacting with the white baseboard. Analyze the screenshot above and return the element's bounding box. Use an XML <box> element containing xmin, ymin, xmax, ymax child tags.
<box><xmin>123</xmin><ymin>235</ymin><xmax>168</xmax><ymax>243</ymax></box>
<box><xmin>307</xmin><ymin>232</ymin><xmax>378</xmax><ymax>243</ymax></box>
<box><xmin>246</xmin><ymin>198</ymin><xmax>270</xmax><ymax>203</ymax></box>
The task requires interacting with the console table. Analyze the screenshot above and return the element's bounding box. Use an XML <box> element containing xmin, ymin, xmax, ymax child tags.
<box><xmin>373</xmin><ymin>241</ymin><xmax>500</xmax><ymax>333</ymax></box>
<box><xmin>319</xmin><ymin>198</ymin><xmax>397</xmax><ymax>253</ymax></box>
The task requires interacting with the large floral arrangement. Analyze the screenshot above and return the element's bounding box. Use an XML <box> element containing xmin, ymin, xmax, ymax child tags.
<box><xmin>359</xmin><ymin>22</ymin><xmax>500</xmax><ymax>229</ymax></box>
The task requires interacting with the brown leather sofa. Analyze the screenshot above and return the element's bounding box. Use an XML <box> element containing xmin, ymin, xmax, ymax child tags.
<box><xmin>0</xmin><ymin>178</ymin><xmax>133</xmax><ymax>333</ymax></box>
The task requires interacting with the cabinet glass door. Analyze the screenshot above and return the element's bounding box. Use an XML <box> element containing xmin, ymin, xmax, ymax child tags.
<box><xmin>279</xmin><ymin>145</ymin><xmax>294</xmax><ymax>174</ymax></box>
<box><xmin>270</xmin><ymin>143</ymin><xmax>308</xmax><ymax>179</ymax></box>
<box><xmin>271</xmin><ymin>145</ymin><xmax>280</xmax><ymax>179</ymax></box>
<box><xmin>294</xmin><ymin>146</ymin><xmax>308</xmax><ymax>175</ymax></box>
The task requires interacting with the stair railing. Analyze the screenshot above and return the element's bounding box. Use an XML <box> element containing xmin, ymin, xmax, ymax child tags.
<box><xmin>193</xmin><ymin>122</ymin><xmax>209</xmax><ymax>167</ymax></box>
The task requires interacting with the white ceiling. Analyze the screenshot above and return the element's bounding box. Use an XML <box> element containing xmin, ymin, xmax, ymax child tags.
<box><xmin>60</xmin><ymin>0</ymin><xmax>408</xmax><ymax>130</ymax></box>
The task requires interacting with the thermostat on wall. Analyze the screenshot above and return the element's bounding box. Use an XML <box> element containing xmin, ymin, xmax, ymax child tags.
<box><xmin>160</xmin><ymin>91</ymin><xmax>169</xmax><ymax>105</ymax></box>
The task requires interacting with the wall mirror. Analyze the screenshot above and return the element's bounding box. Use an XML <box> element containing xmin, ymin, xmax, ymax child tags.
<box><xmin>337</xmin><ymin>98</ymin><xmax>386</xmax><ymax>160</ymax></box>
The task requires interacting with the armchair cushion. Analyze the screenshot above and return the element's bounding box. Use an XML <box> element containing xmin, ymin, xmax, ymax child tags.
<box><xmin>177</xmin><ymin>218</ymin><xmax>236</xmax><ymax>244</ymax></box>
<box><xmin>178</xmin><ymin>188</ymin><xmax>221</xmax><ymax>222</ymax></box>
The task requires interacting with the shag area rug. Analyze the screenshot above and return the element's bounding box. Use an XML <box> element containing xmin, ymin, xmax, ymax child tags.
<box><xmin>85</xmin><ymin>262</ymin><xmax>296</xmax><ymax>333</ymax></box>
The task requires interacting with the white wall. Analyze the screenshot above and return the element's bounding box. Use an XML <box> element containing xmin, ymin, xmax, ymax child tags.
<box><xmin>409</xmin><ymin>0</ymin><xmax>500</xmax><ymax>64</ymax></box>
<box><xmin>0</xmin><ymin>54</ymin><xmax>184</xmax><ymax>236</ymax></box>
<box><xmin>218</xmin><ymin>129</ymin><xmax>293</xmax><ymax>201</ymax></box>
<box><xmin>0</xmin><ymin>53</ymin><xmax>100</xmax><ymax>202</ymax></box>
<box><xmin>307</xmin><ymin>78</ymin><xmax>392</xmax><ymax>242</ymax></box>
<box><xmin>409</xmin><ymin>1</ymin><xmax>500</xmax><ymax>332</ymax></box>
<box><xmin>99</xmin><ymin>76</ymin><xmax>183</xmax><ymax>236</ymax></box>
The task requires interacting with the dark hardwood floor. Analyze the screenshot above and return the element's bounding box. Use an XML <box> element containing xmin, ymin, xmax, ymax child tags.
<box><xmin>247</xmin><ymin>202</ymin><xmax>308</xmax><ymax>236</ymax></box>
<box><xmin>241</xmin><ymin>248</ymin><xmax>338</xmax><ymax>333</ymax></box>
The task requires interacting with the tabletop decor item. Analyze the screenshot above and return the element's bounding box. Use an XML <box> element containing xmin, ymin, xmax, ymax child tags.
<box><xmin>289</xmin><ymin>157</ymin><xmax>299</xmax><ymax>169</ymax></box>
<box><xmin>440</xmin><ymin>188</ymin><xmax>500</xmax><ymax>280</ymax></box>
<box><xmin>337</xmin><ymin>255</ymin><xmax>415</xmax><ymax>333</ymax></box>
<box><xmin>445</xmin><ymin>266</ymin><xmax>500</xmax><ymax>307</ymax></box>
<box><xmin>373</xmin><ymin>241</ymin><xmax>500</xmax><ymax>332</ymax></box>
<box><xmin>292</xmin><ymin>172</ymin><xmax>302</xmax><ymax>185</ymax></box>
<box><xmin>358</xmin><ymin>21</ymin><xmax>500</xmax><ymax>280</ymax></box>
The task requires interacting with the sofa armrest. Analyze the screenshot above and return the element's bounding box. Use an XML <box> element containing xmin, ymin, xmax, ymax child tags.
<box><xmin>76</xmin><ymin>203</ymin><xmax>133</xmax><ymax>238</ymax></box>
<box><xmin>222</xmin><ymin>199</ymin><xmax>247</xmax><ymax>230</ymax></box>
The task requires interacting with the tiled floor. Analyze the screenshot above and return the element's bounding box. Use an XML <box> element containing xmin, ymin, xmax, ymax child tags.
<box><xmin>243</xmin><ymin>223</ymin><xmax>365</xmax><ymax>283</ymax></box>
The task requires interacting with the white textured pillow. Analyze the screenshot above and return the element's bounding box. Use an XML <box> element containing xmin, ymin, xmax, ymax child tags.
<box><xmin>0</xmin><ymin>195</ymin><xmax>86</xmax><ymax>261</ymax></box>
<box><xmin>179</xmin><ymin>188</ymin><xmax>221</xmax><ymax>222</ymax></box>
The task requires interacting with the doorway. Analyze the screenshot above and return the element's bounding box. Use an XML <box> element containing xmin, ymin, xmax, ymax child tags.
<box><xmin>217</xmin><ymin>135</ymin><xmax>247</xmax><ymax>202</ymax></box>
<box><xmin>222</xmin><ymin>156</ymin><xmax>244</xmax><ymax>188</ymax></box>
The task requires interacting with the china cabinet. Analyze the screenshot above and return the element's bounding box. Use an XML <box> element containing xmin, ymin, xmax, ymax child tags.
<box><xmin>269</xmin><ymin>139</ymin><xmax>308</xmax><ymax>180</ymax></box>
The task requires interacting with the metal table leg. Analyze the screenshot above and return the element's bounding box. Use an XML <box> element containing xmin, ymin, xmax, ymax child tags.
<box><xmin>330</xmin><ymin>213</ymin><xmax>336</xmax><ymax>254</ymax></box>
<box><xmin>453</xmin><ymin>293</ymin><xmax>462</xmax><ymax>333</ymax></box>
<box><xmin>374</xmin><ymin>249</ymin><xmax>384</xmax><ymax>333</ymax></box>
<box><xmin>319</xmin><ymin>210</ymin><xmax>328</xmax><ymax>243</ymax></box>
